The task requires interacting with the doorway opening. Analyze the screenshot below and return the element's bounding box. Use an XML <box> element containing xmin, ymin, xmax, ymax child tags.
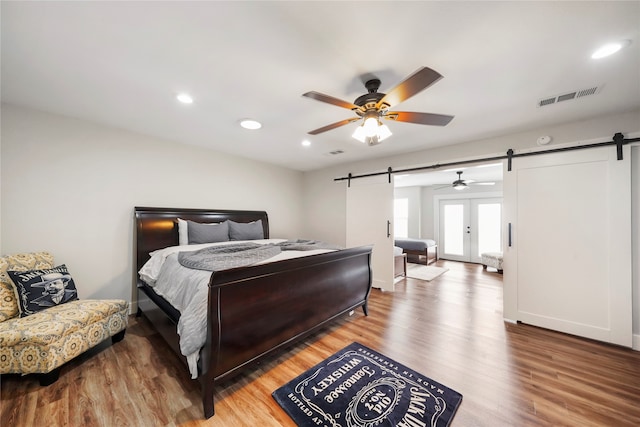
<box><xmin>394</xmin><ymin>163</ymin><xmax>503</xmax><ymax>266</ymax></box>
<box><xmin>438</xmin><ymin>198</ymin><xmax>502</xmax><ymax>263</ymax></box>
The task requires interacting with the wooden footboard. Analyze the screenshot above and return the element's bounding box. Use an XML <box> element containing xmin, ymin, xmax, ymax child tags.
<box><xmin>404</xmin><ymin>245</ymin><xmax>438</xmax><ymax>265</ymax></box>
<box><xmin>198</xmin><ymin>246</ymin><xmax>373</xmax><ymax>418</ymax></box>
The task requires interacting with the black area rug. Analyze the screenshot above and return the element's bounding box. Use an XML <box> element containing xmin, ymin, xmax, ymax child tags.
<box><xmin>272</xmin><ymin>342</ymin><xmax>462</xmax><ymax>427</ymax></box>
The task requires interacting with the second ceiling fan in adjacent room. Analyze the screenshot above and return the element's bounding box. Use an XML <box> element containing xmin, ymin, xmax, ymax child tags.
<box><xmin>434</xmin><ymin>171</ymin><xmax>496</xmax><ymax>190</ymax></box>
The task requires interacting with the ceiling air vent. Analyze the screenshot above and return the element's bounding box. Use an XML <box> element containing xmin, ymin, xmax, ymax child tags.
<box><xmin>557</xmin><ymin>92</ymin><xmax>576</xmax><ymax>102</ymax></box>
<box><xmin>576</xmin><ymin>86</ymin><xmax>599</xmax><ymax>98</ymax></box>
<box><xmin>537</xmin><ymin>85</ymin><xmax>602</xmax><ymax>107</ymax></box>
<box><xmin>325</xmin><ymin>149</ymin><xmax>345</xmax><ymax>156</ymax></box>
<box><xmin>539</xmin><ymin>97</ymin><xmax>556</xmax><ymax>107</ymax></box>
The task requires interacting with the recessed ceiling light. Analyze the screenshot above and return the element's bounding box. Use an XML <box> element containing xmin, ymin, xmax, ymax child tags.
<box><xmin>176</xmin><ymin>93</ymin><xmax>193</xmax><ymax>104</ymax></box>
<box><xmin>301</xmin><ymin>140</ymin><xmax>311</xmax><ymax>147</ymax></box>
<box><xmin>240</xmin><ymin>119</ymin><xmax>262</xmax><ymax>130</ymax></box>
<box><xmin>591</xmin><ymin>40</ymin><xmax>631</xmax><ymax>59</ymax></box>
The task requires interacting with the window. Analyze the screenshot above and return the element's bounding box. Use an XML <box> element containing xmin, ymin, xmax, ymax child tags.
<box><xmin>394</xmin><ymin>198</ymin><xmax>409</xmax><ymax>238</ymax></box>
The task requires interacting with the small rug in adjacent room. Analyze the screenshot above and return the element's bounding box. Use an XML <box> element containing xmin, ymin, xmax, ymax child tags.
<box><xmin>272</xmin><ymin>342</ymin><xmax>462</xmax><ymax>427</ymax></box>
<box><xmin>406</xmin><ymin>265</ymin><xmax>449</xmax><ymax>281</ymax></box>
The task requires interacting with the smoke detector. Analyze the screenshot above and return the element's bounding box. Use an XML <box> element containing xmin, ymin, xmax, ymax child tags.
<box><xmin>537</xmin><ymin>136</ymin><xmax>552</xmax><ymax>145</ymax></box>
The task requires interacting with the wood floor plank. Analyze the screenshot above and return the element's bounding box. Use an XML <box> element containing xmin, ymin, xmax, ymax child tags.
<box><xmin>2</xmin><ymin>260</ymin><xmax>639</xmax><ymax>426</ymax></box>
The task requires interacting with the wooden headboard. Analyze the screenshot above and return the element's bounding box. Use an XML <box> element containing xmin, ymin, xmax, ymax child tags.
<box><xmin>134</xmin><ymin>207</ymin><xmax>269</xmax><ymax>274</ymax></box>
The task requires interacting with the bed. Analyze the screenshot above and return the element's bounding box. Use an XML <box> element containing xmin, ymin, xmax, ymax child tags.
<box><xmin>134</xmin><ymin>207</ymin><xmax>373</xmax><ymax>419</ymax></box>
<box><xmin>394</xmin><ymin>238</ymin><xmax>438</xmax><ymax>265</ymax></box>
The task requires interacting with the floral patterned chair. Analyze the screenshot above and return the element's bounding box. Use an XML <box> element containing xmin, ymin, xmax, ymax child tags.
<box><xmin>0</xmin><ymin>252</ymin><xmax>128</xmax><ymax>385</ymax></box>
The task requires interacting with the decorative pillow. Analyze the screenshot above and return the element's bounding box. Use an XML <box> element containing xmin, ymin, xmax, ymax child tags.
<box><xmin>187</xmin><ymin>220</ymin><xmax>230</xmax><ymax>244</ymax></box>
<box><xmin>7</xmin><ymin>264</ymin><xmax>78</xmax><ymax>318</ymax></box>
<box><xmin>177</xmin><ymin>218</ymin><xmax>189</xmax><ymax>246</ymax></box>
<box><xmin>228</xmin><ymin>219</ymin><xmax>264</xmax><ymax>241</ymax></box>
<box><xmin>0</xmin><ymin>251</ymin><xmax>54</xmax><ymax>322</ymax></box>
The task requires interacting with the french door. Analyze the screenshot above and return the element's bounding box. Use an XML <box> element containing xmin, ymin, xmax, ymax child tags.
<box><xmin>439</xmin><ymin>198</ymin><xmax>502</xmax><ymax>263</ymax></box>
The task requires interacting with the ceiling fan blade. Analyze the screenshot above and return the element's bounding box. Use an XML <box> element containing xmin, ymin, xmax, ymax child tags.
<box><xmin>471</xmin><ymin>182</ymin><xmax>496</xmax><ymax>186</ymax></box>
<box><xmin>376</xmin><ymin>67</ymin><xmax>443</xmax><ymax>109</ymax></box>
<box><xmin>307</xmin><ymin>117</ymin><xmax>360</xmax><ymax>135</ymax></box>
<box><xmin>433</xmin><ymin>184</ymin><xmax>455</xmax><ymax>190</ymax></box>
<box><xmin>302</xmin><ymin>91</ymin><xmax>359</xmax><ymax>110</ymax></box>
<box><xmin>384</xmin><ymin>111</ymin><xmax>454</xmax><ymax>126</ymax></box>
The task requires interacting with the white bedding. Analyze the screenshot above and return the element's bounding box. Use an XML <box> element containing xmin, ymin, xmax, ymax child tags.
<box><xmin>138</xmin><ymin>239</ymin><xmax>335</xmax><ymax>378</ymax></box>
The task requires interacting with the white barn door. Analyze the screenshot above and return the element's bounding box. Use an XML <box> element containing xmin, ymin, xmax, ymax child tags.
<box><xmin>346</xmin><ymin>176</ymin><xmax>395</xmax><ymax>292</ymax></box>
<box><xmin>503</xmin><ymin>146</ymin><xmax>632</xmax><ymax>346</ymax></box>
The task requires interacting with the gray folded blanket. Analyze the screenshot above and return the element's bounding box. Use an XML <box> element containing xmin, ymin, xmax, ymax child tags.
<box><xmin>277</xmin><ymin>239</ymin><xmax>343</xmax><ymax>251</ymax></box>
<box><xmin>178</xmin><ymin>240</ymin><xmax>342</xmax><ymax>272</ymax></box>
<box><xmin>178</xmin><ymin>243</ymin><xmax>281</xmax><ymax>271</ymax></box>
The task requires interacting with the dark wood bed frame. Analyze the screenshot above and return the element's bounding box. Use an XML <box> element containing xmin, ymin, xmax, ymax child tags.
<box><xmin>134</xmin><ymin>207</ymin><xmax>373</xmax><ymax>419</ymax></box>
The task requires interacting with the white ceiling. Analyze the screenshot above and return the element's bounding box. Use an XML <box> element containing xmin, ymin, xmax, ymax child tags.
<box><xmin>2</xmin><ymin>1</ymin><xmax>639</xmax><ymax>173</ymax></box>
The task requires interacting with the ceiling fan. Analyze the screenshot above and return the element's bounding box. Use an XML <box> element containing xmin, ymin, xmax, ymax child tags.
<box><xmin>435</xmin><ymin>171</ymin><xmax>496</xmax><ymax>191</ymax></box>
<box><xmin>302</xmin><ymin>66</ymin><xmax>454</xmax><ymax>146</ymax></box>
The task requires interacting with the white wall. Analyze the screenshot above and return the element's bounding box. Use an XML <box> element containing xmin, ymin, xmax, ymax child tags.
<box><xmin>4</xmin><ymin>104</ymin><xmax>638</xmax><ymax>343</ymax></box>
<box><xmin>1</xmin><ymin>104</ymin><xmax>304</xmax><ymax>308</ymax></box>
<box><xmin>420</xmin><ymin>186</ymin><xmax>436</xmax><ymax>239</ymax></box>
<box><xmin>301</xmin><ymin>108</ymin><xmax>640</xmax><ymax>343</ymax></box>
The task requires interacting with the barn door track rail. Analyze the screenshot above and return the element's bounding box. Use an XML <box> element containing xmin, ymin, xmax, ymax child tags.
<box><xmin>337</xmin><ymin>132</ymin><xmax>639</xmax><ymax>186</ymax></box>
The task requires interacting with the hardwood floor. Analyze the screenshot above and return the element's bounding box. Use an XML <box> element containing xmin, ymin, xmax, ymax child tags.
<box><xmin>2</xmin><ymin>260</ymin><xmax>639</xmax><ymax>426</ymax></box>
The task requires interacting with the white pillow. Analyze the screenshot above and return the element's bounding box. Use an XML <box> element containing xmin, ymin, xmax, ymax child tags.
<box><xmin>177</xmin><ymin>218</ymin><xmax>188</xmax><ymax>246</ymax></box>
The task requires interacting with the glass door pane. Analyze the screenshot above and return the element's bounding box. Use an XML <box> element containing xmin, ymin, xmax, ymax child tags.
<box><xmin>443</xmin><ymin>204</ymin><xmax>465</xmax><ymax>256</ymax></box>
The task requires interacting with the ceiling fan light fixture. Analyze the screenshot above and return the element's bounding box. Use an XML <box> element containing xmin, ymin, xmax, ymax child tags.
<box><xmin>363</xmin><ymin>115</ymin><xmax>379</xmax><ymax>137</ymax></box>
<box><xmin>453</xmin><ymin>183</ymin><xmax>467</xmax><ymax>190</ymax></box>
<box><xmin>352</xmin><ymin>111</ymin><xmax>392</xmax><ymax>144</ymax></box>
<box><xmin>352</xmin><ymin>125</ymin><xmax>367</xmax><ymax>142</ymax></box>
<box><xmin>377</xmin><ymin>123</ymin><xmax>392</xmax><ymax>141</ymax></box>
